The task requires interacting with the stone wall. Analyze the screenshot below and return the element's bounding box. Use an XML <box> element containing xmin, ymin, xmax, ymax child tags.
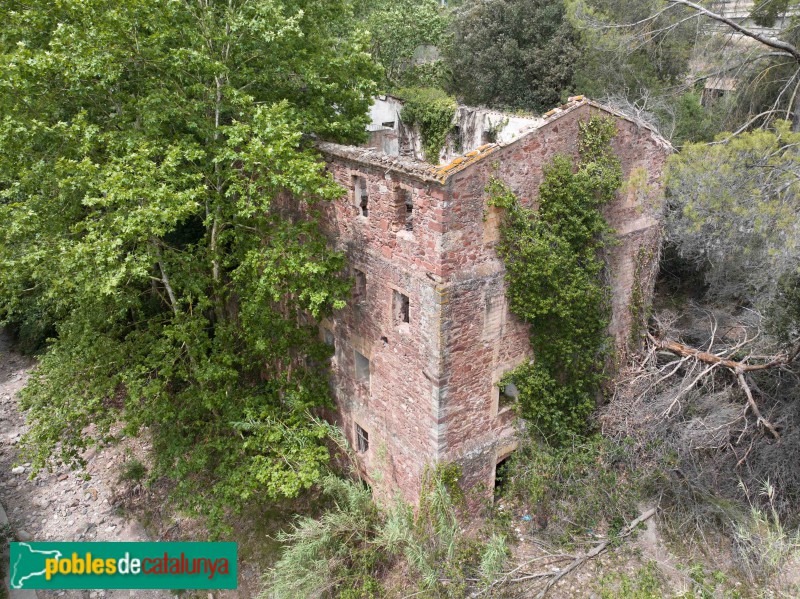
<box><xmin>436</xmin><ymin>103</ymin><xmax>669</xmax><ymax>492</ymax></box>
<box><xmin>317</xmin><ymin>100</ymin><xmax>670</xmax><ymax>503</ymax></box>
<box><xmin>317</xmin><ymin>156</ymin><xmax>447</xmax><ymax>502</ymax></box>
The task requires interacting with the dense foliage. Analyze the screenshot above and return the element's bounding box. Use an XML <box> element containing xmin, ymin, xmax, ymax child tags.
<box><xmin>397</xmin><ymin>87</ymin><xmax>457</xmax><ymax>162</ymax></box>
<box><xmin>355</xmin><ymin>0</ymin><xmax>451</xmax><ymax>89</ymax></box>
<box><xmin>566</xmin><ymin>0</ymin><xmax>696</xmax><ymax>100</ymax></box>
<box><xmin>0</xmin><ymin>0</ymin><xmax>379</xmax><ymax>523</ymax></box>
<box><xmin>489</xmin><ymin>117</ymin><xmax>621</xmax><ymax>444</ymax></box>
<box><xmin>666</xmin><ymin>121</ymin><xmax>800</xmax><ymax>335</ymax></box>
<box><xmin>266</xmin><ymin>465</ymin><xmax>507</xmax><ymax>598</ymax></box>
<box><xmin>446</xmin><ymin>0</ymin><xmax>579</xmax><ymax>112</ymax></box>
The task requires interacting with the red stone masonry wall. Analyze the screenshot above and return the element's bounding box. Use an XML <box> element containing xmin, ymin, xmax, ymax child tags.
<box><xmin>437</xmin><ymin>103</ymin><xmax>670</xmax><ymax>493</ymax></box>
<box><xmin>317</xmin><ymin>156</ymin><xmax>449</xmax><ymax>502</ymax></box>
<box><xmin>316</xmin><ymin>100</ymin><xmax>671</xmax><ymax>503</ymax></box>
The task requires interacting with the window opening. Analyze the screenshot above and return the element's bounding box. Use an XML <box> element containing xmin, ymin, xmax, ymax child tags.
<box><xmin>356</xmin><ymin>423</ymin><xmax>369</xmax><ymax>452</ymax></box>
<box><xmin>323</xmin><ymin>328</ymin><xmax>335</xmax><ymax>347</ymax></box>
<box><xmin>498</xmin><ymin>381</ymin><xmax>519</xmax><ymax>410</ymax></box>
<box><xmin>393</xmin><ymin>290</ymin><xmax>410</xmax><ymax>325</ymax></box>
<box><xmin>396</xmin><ymin>188</ymin><xmax>413</xmax><ymax>231</ymax></box>
<box><xmin>354</xmin><ymin>350</ymin><xmax>370</xmax><ymax>383</ymax></box>
<box><xmin>381</xmin><ymin>121</ymin><xmax>395</xmax><ymax>128</ymax></box>
<box><xmin>494</xmin><ymin>454</ymin><xmax>513</xmax><ymax>495</ymax></box>
<box><xmin>353</xmin><ymin>269</ymin><xmax>366</xmax><ymax>304</ymax></box>
<box><xmin>353</xmin><ymin>175</ymin><xmax>368</xmax><ymax>217</ymax></box>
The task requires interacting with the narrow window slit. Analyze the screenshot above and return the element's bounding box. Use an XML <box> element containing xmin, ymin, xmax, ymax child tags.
<box><xmin>498</xmin><ymin>381</ymin><xmax>519</xmax><ymax>410</ymax></box>
<box><xmin>354</xmin><ymin>350</ymin><xmax>370</xmax><ymax>383</ymax></box>
<box><xmin>393</xmin><ymin>290</ymin><xmax>410</xmax><ymax>325</ymax></box>
<box><xmin>356</xmin><ymin>423</ymin><xmax>369</xmax><ymax>452</ymax></box>
<box><xmin>353</xmin><ymin>269</ymin><xmax>366</xmax><ymax>304</ymax></box>
<box><xmin>353</xmin><ymin>175</ymin><xmax>368</xmax><ymax>217</ymax></box>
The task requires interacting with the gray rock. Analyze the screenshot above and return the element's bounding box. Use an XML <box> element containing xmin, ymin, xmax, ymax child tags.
<box><xmin>16</xmin><ymin>529</ymin><xmax>32</xmax><ymax>541</ymax></box>
<box><xmin>11</xmin><ymin>465</ymin><xmax>24</xmax><ymax>475</ymax></box>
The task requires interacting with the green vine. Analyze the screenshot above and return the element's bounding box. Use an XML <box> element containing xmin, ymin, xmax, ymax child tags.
<box><xmin>488</xmin><ymin>117</ymin><xmax>622</xmax><ymax>446</ymax></box>
<box><xmin>628</xmin><ymin>245</ymin><xmax>653</xmax><ymax>350</ymax></box>
<box><xmin>398</xmin><ymin>87</ymin><xmax>457</xmax><ymax>163</ymax></box>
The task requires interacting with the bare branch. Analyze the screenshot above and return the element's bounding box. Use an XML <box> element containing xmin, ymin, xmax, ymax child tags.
<box><xmin>534</xmin><ymin>509</ymin><xmax>657</xmax><ymax>599</ymax></box>
<box><xmin>737</xmin><ymin>371</ymin><xmax>781</xmax><ymax>440</ymax></box>
<box><xmin>665</xmin><ymin>0</ymin><xmax>800</xmax><ymax>62</ymax></box>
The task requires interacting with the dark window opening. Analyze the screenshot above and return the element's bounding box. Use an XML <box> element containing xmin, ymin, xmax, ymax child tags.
<box><xmin>395</xmin><ymin>188</ymin><xmax>413</xmax><ymax>231</ymax></box>
<box><xmin>353</xmin><ymin>269</ymin><xmax>366</xmax><ymax>304</ymax></box>
<box><xmin>354</xmin><ymin>350</ymin><xmax>370</xmax><ymax>383</ymax></box>
<box><xmin>356</xmin><ymin>423</ymin><xmax>369</xmax><ymax>452</ymax></box>
<box><xmin>353</xmin><ymin>175</ymin><xmax>368</xmax><ymax>217</ymax></box>
<box><xmin>393</xmin><ymin>290</ymin><xmax>410</xmax><ymax>325</ymax></box>
<box><xmin>499</xmin><ymin>381</ymin><xmax>519</xmax><ymax>410</ymax></box>
<box><xmin>381</xmin><ymin>121</ymin><xmax>395</xmax><ymax>128</ymax></box>
<box><xmin>494</xmin><ymin>454</ymin><xmax>513</xmax><ymax>495</ymax></box>
<box><xmin>482</xmin><ymin>129</ymin><xmax>497</xmax><ymax>144</ymax></box>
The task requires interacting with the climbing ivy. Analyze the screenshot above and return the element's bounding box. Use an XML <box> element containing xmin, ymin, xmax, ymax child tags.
<box><xmin>488</xmin><ymin>117</ymin><xmax>622</xmax><ymax>445</ymax></box>
<box><xmin>397</xmin><ymin>87</ymin><xmax>457</xmax><ymax>163</ymax></box>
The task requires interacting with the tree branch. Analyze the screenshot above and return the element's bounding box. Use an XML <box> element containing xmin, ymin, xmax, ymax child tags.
<box><xmin>666</xmin><ymin>0</ymin><xmax>800</xmax><ymax>62</ymax></box>
<box><xmin>648</xmin><ymin>333</ymin><xmax>788</xmax><ymax>372</ymax></box>
<box><xmin>534</xmin><ymin>508</ymin><xmax>657</xmax><ymax>599</ymax></box>
<box><xmin>647</xmin><ymin>333</ymin><xmax>785</xmax><ymax>439</ymax></box>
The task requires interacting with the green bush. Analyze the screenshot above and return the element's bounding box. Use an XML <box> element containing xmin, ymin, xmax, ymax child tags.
<box><xmin>501</xmin><ymin>435</ymin><xmax>644</xmax><ymax>547</ymax></box>
<box><xmin>397</xmin><ymin>87</ymin><xmax>457</xmax><ymax>162</ymax></box>
<box><xmin>265</xmin><ymin>464</ymin><xmax>509</xmax><ymax>598</ymax></box>
<box><xmin>118</xmin><ymin>457</ymin><xmax>147</xmax><ymax>484</ymax></box>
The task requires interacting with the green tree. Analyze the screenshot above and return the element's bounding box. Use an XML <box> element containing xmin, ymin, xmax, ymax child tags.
<box><xmin>666</xmin><ymin>121</ymin><xmax>800</xmax><ymax>340</ymax></box>
<box><xmin>566</xmin><ymin>0</ymin><xmax>697</xmax><ymax>100</ymax></box>
<box><xmin>0</xmin><ymin>0</ymin><xmax>379</xmax><ymax>523</ymax></box>
<box><xmin>445</xmin><ymin>0</ymin><xmax>579</xmax><ymax>112</ymax></box>
<box><xmin>355</xmin><ymin>0</ymin><xmax>451</xmax><ymax>89</ymax></box>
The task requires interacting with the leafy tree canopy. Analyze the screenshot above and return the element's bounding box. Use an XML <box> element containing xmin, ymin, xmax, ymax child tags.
<box><xmin>666</xmin><ymin>121</ymin><xmax>800</xmax><ymax>345</ymax></box>
<box><xmin>445</xmin><ymin>0</ymin><xmax>579</xmax><ymax>112</ymax></box>
<box><xmin>355</xmin><ymin>0</ymin><xmax>451</xmax><ymax>89</ymax></box>
<box><xmin>566</xmin><ymin>0</ymin><xmax>697</xmax><ymax>98</ymax></box>
<box><xmin>0</xmin><ymin>0</ymin><xmax>379</xmax><ymax>524</ymax></box>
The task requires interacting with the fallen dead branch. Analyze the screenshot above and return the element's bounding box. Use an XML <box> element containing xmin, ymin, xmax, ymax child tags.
<box><xmin>534</xmin><ymin>508</ymin><xmax>657</xmax><ymax>599</ymax></box>
<box><xmin>473</xmin><ymin>509</ymin><xmax>657</xmax><ymax>598</ymax></box>
<box><xmin>648</xmin><ymin>333</ymin><xmax>788</xmax><ymax>439</ymax></box>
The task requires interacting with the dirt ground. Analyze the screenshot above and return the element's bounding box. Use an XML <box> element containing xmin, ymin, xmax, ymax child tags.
<box><xmin>0</xmin><ymin>329</ymin><xmax>281</xmax><ymax>599</ymax></box>
<box><xmin>4</xmin><ymin>327</ymin><xmax>796</xmax><ymax>599</ymax></box>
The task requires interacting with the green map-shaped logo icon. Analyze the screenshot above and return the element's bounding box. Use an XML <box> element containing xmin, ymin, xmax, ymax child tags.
<box><xmin>10</xmin><ymin>543</ymin><xmax>63</xmax><ymax>589</ymax></box>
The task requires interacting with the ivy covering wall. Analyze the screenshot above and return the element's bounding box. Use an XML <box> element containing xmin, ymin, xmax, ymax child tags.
<box><xmin>397</xmin><ymin>87</ymin><xmax>457</xmax><ymax>163</ymax></box>
<box><xmin>488</xmin><ymin>116</ymin><xmax>622</xmax><ymax>445</ymax></box>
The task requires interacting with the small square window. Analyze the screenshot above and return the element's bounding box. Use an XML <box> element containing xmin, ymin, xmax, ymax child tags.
<box><xmin>356</xmin><ymin>423</ymin><xmax>369</xmax><ymax>453</ymax></box>
<box><xmin>353</xmin><ymin>269</ymin><xmax>366</xmax><ymax>304</ymax></box>
<box><xmin>354</xmin><ymin>350</ymin><xmax>370</xmax><ymax>383</ymax></box>
<box><xmin>498</xmin><ymin>381</ymin><xmax>519</xmax><ymax>410</ymax></box>
<box><xmin>393</xmin><ymin>290</ymin><xmax>410</xmax><ymax>325</ymax></box>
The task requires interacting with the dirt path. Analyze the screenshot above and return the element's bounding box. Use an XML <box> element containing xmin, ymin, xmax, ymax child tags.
<box><xmin>0</xmin><ymin>330</ymin><xmax>172</xmax><ymax>599</ymax></box>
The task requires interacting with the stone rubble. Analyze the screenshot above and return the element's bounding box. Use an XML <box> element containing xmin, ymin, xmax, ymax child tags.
<box><xmin>0</xmin><ymin>330</ymin><xmax>170</xmax><ymax>599</ymax></box>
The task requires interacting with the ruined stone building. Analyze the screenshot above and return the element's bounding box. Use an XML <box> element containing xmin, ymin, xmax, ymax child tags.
<box><xmin>316</xmin><ymin>96</ymin><xmax>671</xmax><ymax>502</ymax></box>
